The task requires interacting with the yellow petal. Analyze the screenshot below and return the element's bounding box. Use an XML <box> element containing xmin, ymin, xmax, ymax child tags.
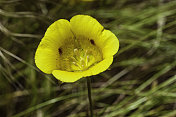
<box><xmin>35</xmin><ymin>44</ymin><xmax>59</xmax><ymax>74</ymax></box>
<box><xmin>70</xmin><ymin>15</ymin><xmax>104</xmax><ymax>39</ymax></box>
<box><xmin>87</xmin><ymin>57</ymin><xmax>113</xmax><ymax>75</ymax></box>
<box><xmin>44</xmin><ymin>19</ymin><xmax>73</xmax><ymax>47</ymax></box>
<box><xmin>52</xmin><ymin>57</ymin><xmax>113</xmax><ymax>82</ymax></box>
<box><xmin>35</xmin><ymin>19</ymin><xmax>73</xmax><ymax>74</ymax></box>
<box><xmin>96</xmin><ymin>29</ymin><xmax>119</xmax><ymax>58</ymax></box>
<box><xmin>52</xmin><ymin>70</ymin><xmax>85</xmax><ymax>83</ymax></box>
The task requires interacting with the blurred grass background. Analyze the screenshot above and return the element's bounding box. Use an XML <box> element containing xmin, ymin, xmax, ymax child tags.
<box><xmin>0</xmin><ymin>0</ymin><xmax>176</xmax><ymax>117</ymax></box>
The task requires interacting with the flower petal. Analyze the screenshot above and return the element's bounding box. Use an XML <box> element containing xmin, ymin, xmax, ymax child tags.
<box><xmin>35</xmin><ymin>19</ymin><xmax>73</xmax><ymax>74</ymax></box>
<box><xmin>35</xmin><ymin>44</ymin><xmax>59</xmax><ymax>74</ymax></box>
<box><xmin>52</xmin><ymin>57</ymin><xmax>113</xmax><ymax>82</ymax></box>
<box><xmin>70</xmin><ymin>15</ymin><xmax>104</xmax><ymax>39</ymax></box>
<box><xmin>96</xmin><ymin>29</ymin><xmax>119</xmax><ymax>58</ymax></box>
<box><xmin>87</xmin><ymin>57</ymin><xmax>113</xmax><ymax>75</ymax></box>
<box><xmin>52</xmin><ymin>70</ymin><xmax>85</xmax><ymax>83</ymax></box>
<box><xmin>44</xmin><ymin>19</ymin><xmax>73</xmax><ymax>47</ymax></box>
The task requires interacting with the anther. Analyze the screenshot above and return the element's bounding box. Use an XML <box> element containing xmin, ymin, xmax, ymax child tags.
<box><xmin>74</xmin><ymin>48</ymin><xmax>78</xmax><ymax>53</ymax></box>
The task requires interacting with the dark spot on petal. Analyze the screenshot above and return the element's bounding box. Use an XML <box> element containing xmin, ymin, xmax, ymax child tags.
<box><xmin>58</xmin><ymin>48</ymin><xmax>62</xmax><ymax>55</ymax></box>
<box><xmin>90</xmin><ymin>39</ymin><xmax>95</xmax><ymax>45</ymax></box>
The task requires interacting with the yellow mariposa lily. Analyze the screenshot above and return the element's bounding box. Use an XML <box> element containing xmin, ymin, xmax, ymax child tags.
<box><xmin>35</xmin><ymin>15</ymin><xmax>119</xmax><ymax>82</ymax></box>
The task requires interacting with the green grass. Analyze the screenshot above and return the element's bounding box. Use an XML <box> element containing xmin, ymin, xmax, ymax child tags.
<box><xmin>0</xmin><ymin>0</ymin><xmax>176</xmax><ymax>117</ymax></box>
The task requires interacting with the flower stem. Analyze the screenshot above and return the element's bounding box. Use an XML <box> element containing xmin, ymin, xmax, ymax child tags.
<box><xmin>87</xmin><ymin>77</ymin><xmax>93</xmax><ymax>117</ymax></box>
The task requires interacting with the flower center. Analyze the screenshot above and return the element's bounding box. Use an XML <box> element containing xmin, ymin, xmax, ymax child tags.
<box><xmin>58</xmin><ymin>36</ymin><xmax>103</xmax><ymax>71</ymax></box>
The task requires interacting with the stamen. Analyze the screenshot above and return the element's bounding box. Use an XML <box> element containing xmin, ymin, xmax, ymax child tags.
<box><xmin>58</xmin><ymin>36</ymin><xmax>103</xmax><ymax>71</ymax></box>
<box><xmin>74</xmin><ymin>48</ymin><xmax>78</xmax><ymax>53</ymax></box>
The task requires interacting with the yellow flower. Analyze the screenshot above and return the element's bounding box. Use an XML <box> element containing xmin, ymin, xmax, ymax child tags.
<box><xmin>35</xmin><ymin>15</ymin><xmax>119</xmax><ymax>82</ymax></box>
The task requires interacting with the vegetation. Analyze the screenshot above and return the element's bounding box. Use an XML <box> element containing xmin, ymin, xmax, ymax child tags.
<box><xmin>0</xmin><ymin>0</ymin><xmax>176</xmax><ymax>117</ymax></box>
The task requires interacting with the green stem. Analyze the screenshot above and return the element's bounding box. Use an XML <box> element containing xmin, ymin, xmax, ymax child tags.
<box><xmin>87</xmin><ymin>77</ymin><xmax>93</xmax><ymax>117</ymax></box>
